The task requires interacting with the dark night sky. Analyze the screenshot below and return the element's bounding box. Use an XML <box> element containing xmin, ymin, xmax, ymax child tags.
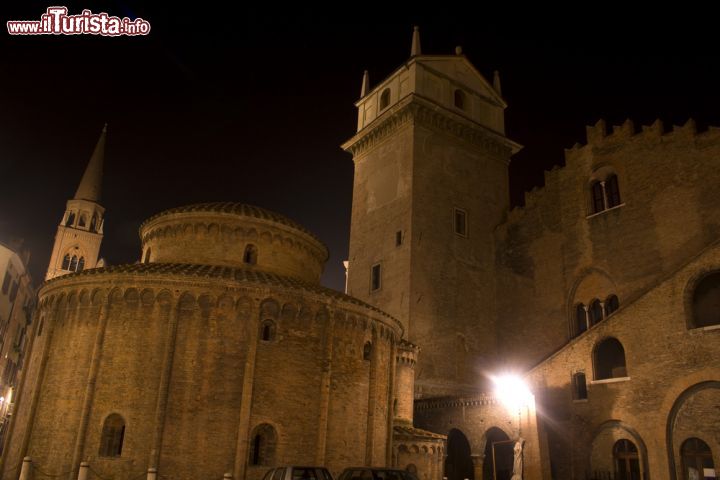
<box><xmin>1</xmin><ymin>4</ymin><xmax>719</xmax><ymax>291</ymax></box>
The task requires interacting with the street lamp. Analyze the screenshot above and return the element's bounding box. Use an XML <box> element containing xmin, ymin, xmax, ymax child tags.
<box><xmin>492</xmin><ymin>374</ymin><xmax>533</xmax><ymax>479</ymax></box>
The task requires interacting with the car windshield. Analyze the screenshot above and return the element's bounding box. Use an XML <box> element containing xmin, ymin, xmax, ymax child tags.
<box><xmin>373</xmin><ymin>471</ymin><xmax>404</xmax><ymax>480</ymax></box>
<box><xmin>292</xmin><ymin>468</ymin><xmax>323</xmax><ymax>480</ymax></box>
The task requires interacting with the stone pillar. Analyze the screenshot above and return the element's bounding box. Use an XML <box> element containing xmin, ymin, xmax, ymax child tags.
<box><xmin>385</xmin><ymin>336</ymin><xmax>397</xmax><ymax>465</ymax></box>
<box><xmin>224</xmin><ymin>474</ymin><xmax>233</xmax><ymax>479</ymax></box>
<box><xmin>471</xmin><ymin>454</ymin><xmax>483</xmax><ymax>480</ymax></box>
<box><xmin>18</xmin><ymin>456</ymin><xmax>31</xmax><ymax>480</ymax></box>
<box><xmin>232</xmin><ymin>300</ymin><xmax>261</xmax><ymax>479</ymax></box>
<box><xmin>77</xmin><ymin>462</ymin><xmax>89</xmax><ymax>480</ymax></box>
<box><xmin>70</xmin><ymin>303</ymin><xmax>110</xmax><ymax>479</ymax></box>
<box><xmin>149</xmin><ymin>297</ymin><xmax>181</xmax><ymax>470</ymax></box>
<box><xmin>315</xmin><ymin>310</ymin><xmax>335</xmax><ymax>465</ymax></box>
<box><xmin>147</xmin><ymin>467</ymin><xmax>158</xmax><ymax>480</ymax></box>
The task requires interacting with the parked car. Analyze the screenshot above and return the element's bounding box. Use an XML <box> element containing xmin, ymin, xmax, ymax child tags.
<box><xmin>338</xmin><ymin>467</ymin><xmax>418</xmax><ymax>480</ymax></box>
<box><xmin>262</xmin><ymin>466</ymin><xmax>334</xmax><ymax>480</ymax></box>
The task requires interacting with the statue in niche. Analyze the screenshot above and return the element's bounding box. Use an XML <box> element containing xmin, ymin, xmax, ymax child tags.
<box><xmin>511</xmin><ymin>437</ymin><xmax>525</xmax><ymax>480</ymax></box>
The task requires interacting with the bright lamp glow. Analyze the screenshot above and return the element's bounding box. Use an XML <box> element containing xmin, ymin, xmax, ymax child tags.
<box><xmin>492</xmin><ymin>374</ymin><xmax>533</xmax><ymax>412</ymax></box>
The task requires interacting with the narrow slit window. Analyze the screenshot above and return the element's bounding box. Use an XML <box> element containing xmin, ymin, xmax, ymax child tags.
<box><xmin>371</xmin><ymin>264</ymin><xmax>381</xmax><ymax>291</ymax></box>
<box><xmin>395</xmin><ymin>231</ymin><xmax>403</xmax><ymax>247</ymax></box>
<box><xmin>454</xmin><ymin>208</ymin><xmax>467</xmax><ymax>237</ymax></box>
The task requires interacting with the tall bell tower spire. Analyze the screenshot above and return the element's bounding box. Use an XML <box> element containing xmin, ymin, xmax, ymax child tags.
<box><xmin>45</xmin><ymin>125</ymin><xmax>107</xmax><ymax>280</ymax></box>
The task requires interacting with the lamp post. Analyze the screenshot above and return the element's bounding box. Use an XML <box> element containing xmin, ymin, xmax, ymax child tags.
<box><xmin>492</xmin><ymin>374</ymin><xmax>533</xmax><ymax>480</ymax></box>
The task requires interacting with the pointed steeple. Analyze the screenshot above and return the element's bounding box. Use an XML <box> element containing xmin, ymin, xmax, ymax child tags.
<box><xmin>410</xmin><ymin>26</ymin><xmax>421</xmax><ymax>57</ymax></box>
<box><xmin>360</xmin><ymin>70</ymin><xmax>369</xmax><ymax>97</ymax></box>
<box><xmin>74</xmin><ymin>123</ymin><xmax>106</xmax><ymax>202</ymax></box>
<box><xmin>493</xmin><ymin>70</ymin><xmax>502</xmax><ymax>96</ymax></box>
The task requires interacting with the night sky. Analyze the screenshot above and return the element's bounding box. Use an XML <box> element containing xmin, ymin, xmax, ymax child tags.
<box><xmin>1</xmin><ymin>4</ymin><xmax>719</xmax><ymax>291</ymax></box>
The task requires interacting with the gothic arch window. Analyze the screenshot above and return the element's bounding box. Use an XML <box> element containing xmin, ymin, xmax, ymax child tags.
<box><xmin>589</xmin><ymin>299</ymin><xmax>604</xmax><ymax>326</ymax></box>
<box><xmin>77</xmin><ymin>257</ymin><xmax>85</xmax><ymax>272</ymax></box>
<box><xmin>593</xmin><ymin>337</ymin><xmax>627</xmax><ymax>380</ymax></box>
<box><xmin>61</xmin><ymin>254</ymin><xmax>71</xmax><ymax>270</ymax></box>
<box><xmin>248</xmin><ymin>423</ymin><xmax>277</xmax><ymax>466</ymax></box>
<box><xmin>260</xmin><ymin>320</ymin><xmax>275</xmax><ymax>342</ymax></box>
<box><xmin>454</xmin><ymin>89</ymin><xmax>466</xmax><ymax>110</ymax></box>
<box><xmin>90</xmin><ymin>215</ymin><xmax>97</xmax><ymax>232</ymax></box>
<box><xmin>69</xmin><ymin>255</ymin><xmax>78</xmax><ymax>272</ymax></box>
<box><xmin>244</xmin><ymin>244</ymin><xmax>258</xmax><ymax>265</ymax></box>
<box><xmin>575</xmin><ymin>303</ymin><xmax>588</xmax><ymax>336</ymax></box>
<box><xmin>605</xmin><ymin>295</ymin><xmax>620</xmax><ymax>316</ymax></box>
<box><xmin>606</xmin><ymin>175</ymin><xmax>622</xmax><ymax>208</ymax></box>
<box><xmin>589</xmin><ymin>171</ymin><xmax>622</xmax><ymax>214</ymax></box>
<box><xmin>691</xmin><ymin>271</ymin><xmax>720</xmax><ymax>328</ymax></box>
<box><xmin>591</xmin><ymin>181</ymin><xmax>605</xmax><ymax>213</ymax></box>
<box><xmin>380</xmin><ymin>88</ymin><xmax>391</xmax><ymax>110</ymax></box>
<box><xmin>78</xmin><ymin>215</ymin><xmax>87</xmax><ymax>228</ymax></box>
<box><xmin>66</xmin><ymin>212</ymin><xmax>76</xmax><ymax>226</ymax></box>
<box><xmin>99</xmin><ymin>414</ymin><xmax>125</xmax><ymax>457</ymax></box>
<box><xmin>613</xmin><ymin>439</ymin><xmax>640</xmax><ymax>480</ymax></box>
<box><xmin>681</xmin><ymin>437</ymin><xmax>714</xmax><ymax>480</ymax></box>
<box><xmin>363</xmin><ymin>341</ymin><xmax>372</xmax><ymax>361</ymax></box>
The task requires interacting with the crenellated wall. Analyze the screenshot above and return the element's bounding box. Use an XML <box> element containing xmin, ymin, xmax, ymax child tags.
<box><xmin>494</xmin><ymin>118</ymin><xmax>720</xmax><ymax>369</ymax></box>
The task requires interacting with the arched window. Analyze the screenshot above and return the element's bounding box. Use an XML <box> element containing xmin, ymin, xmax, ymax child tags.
<box><xmin>244</xmin><ymin>244</ymin><xmax>258</xmax><ymax>265</ymax></box>
<box><xmin>606</xmin><ymin>175</ymin><xmax>622</xmax><ymax>208</ymax></box>
<box><xmin>380</xmin><ymin>88</ymin><xmax>391</xmax><ymax>110</ymax></box>
<box><xmin>78</xmin><ymin>215</ymin><xmax>87</xmax><ymax>228</ymax></box>
<box><xmin>61</xmin><ymin>254</ymin><xmax>71</xmax><ymax>270</ymax></box>
<box><xmin>454</xmin><ymin>89</ymin><xmax>466</xmax><ymax>110</ymax></box>
<box><xmin>681</xmin><ymin>438</ymin><xmax>714</xmax><ymax>480</ymax></box>
<box><xmin>90</xmin><ymin>215</ymin><xmax>97</xmax><ymax>232</ymax></box>
<box><xmin>691</xmin><ymin>271</ymin><xmax>720</xmax><ymax>328</ymax></box>
<box><xmin>99</xmin><ymin>414</ymin><xmax>125</xmax><ymax>457</ymax></box>
<box><xmin>572</xmin><ymin>372</ymin><xmax>587</xmax><ymax>400</ymax></box>
<box><xmin>66</xmin><ymin>212</ymin><xmax>76</xmax><ymax>226</ymax></box>
<box><xmin>575</xmin><ymin>303</ymin><xmax>588</xmax><ymax>336</ymax></box>
<box><xmin>589</xmin><ymin>299</ymin><xmax>604</xmax><ymax>326</ymax></box>
<box><xmin>613</xmin><ymin>439</ymin><xmax>640</xmax><ymax>480</ymax></box>
<box><xmin>363</xmin><ymin>341</ymin><xmax>372</xmax><ymax>361</ymax></box>
<box><xmin>591</xmin><ymin>181</ymin><xmax>605</xmax><ymax>213</ymax></box>
<box><xmin>144</xmin><ymin>248</ymin><xmax>151</xmax><ymax>264</ymax></box>
<box><xmin>605</xmin><ymin>295</ymin><xmax>620</xmax><ymax>316</ymax></box>
<box><xmin>248</xmin><ymin>423</ymin><xmax>277</xmax><ymax>466</ymax></box>
<box><xmin>260</xmin><ymin>320</ymin><xmax>275</xmax><ymax>342</ymax></box>
<box><xmin>593</xmin><ymin>337</ymin><xmax>627</xmax><ymax>380</ymax></box>
<box><xmin>69</xmin><ymin>255</ymin><xmax>78</xmax><ymax>272</ymax></box>
<box><xmin>77</xmin><ymin>257</ymin><xmax>85</xmax><ymax>272</ymax></box>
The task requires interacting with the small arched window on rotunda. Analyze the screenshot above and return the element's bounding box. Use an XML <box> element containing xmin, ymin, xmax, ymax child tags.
<box><xmin>78</xmin><ymin>215</ymin><xmax>87</xmax><ymax>228</ymax></box>
<box><xmin>380</xmin><ymin>88</ymin><xmax>391</xmax><ymax>110</ymax></box>
<box><xmin>144</xmin><ymin>248</ymin><xmax>152</xmax><ymax>264</ymax></box>
<box><xmin>62</xmin><ymin>254</ymin><xmax>71</xmax><ymax>270</ymax></box>
<box><xmin>90</xmin><ymin>215</ymin><xmax>98</xmax><ymax>232</ymax></box>
<box><xmin>66</xmin><ymin>212</ymin><xmax>76</xmax><ymax>226</ymax></box>
<box><xmin>249</xmin><ymin>423</ymin><xmax>277</xmax><ymax>466</ymax></box>
<box><xmin>260</xmin><ymin>320</ymin><xmax>275</xmax><ymax>342</ymax></box>
<box><xmin>77</xmin><ymin>257</ymin><xmax>85</xmax><ymax>272</ymax></box>
<box><xmin>454</xmin><ymin>89</ymin><xmax>466</xmax><ymax>110</ymax></box>
<box><xmin>363</xmin><ymin>341</ymin><xmax>372</xmax><ymax>361</ymax></box>
<box><xmin>244</xmin><ymin>244</ymin><xmax>258</xmax><ymax>265</ymax></box>
<box><xmin>99</xmin><ymin>414</ymin><xmax>125</xmax><ymax>457</ymax></box>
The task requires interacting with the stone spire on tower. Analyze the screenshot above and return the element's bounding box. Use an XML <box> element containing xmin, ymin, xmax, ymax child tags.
<box><xmin>45</xmin><ymin>125</ymin><xmax>108</xmax><ymax>280</ymax></box>
<box><xmin>360</xmin><ymin>70</ymin><xmax>369</xmax><ymax>98</ymax></box>
<box><xmin>74</xmin><ymin>123</ymin><xmax>106</xmax><ymax>202</ymax></box>
<box><xmin>410</xmin><ymin>26</ymin><xmax>421</xmax><ymax>56</ymax></box>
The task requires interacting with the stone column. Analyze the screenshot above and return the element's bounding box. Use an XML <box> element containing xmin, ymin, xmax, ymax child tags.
<box><xmin>232</xmin><ymin>300</ymin><xmax>261</xmax><ymax>479</ymax></box>
<box><xmin>315</xmin><ymin>310</ymin><xmax>335</xmax><ymax>465</ymax></box>
<box><xmin>70</xmin><ymin>302</ymin><xmax>110</xmax><ymax>480</ymax></box>
<box><xmin>148</xmin><ymin>297</ymin><xmax>181</xmax><ymax>471</ymax></box>
<box><xmin>385</xmin><ymin>335</ymin><xmax>397</xmax><ymax>465</ymax></box>
<box><xmin>471</xmin><ymin>454</ymin><xmax>483</xmax><ymax>480</ymax></box>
